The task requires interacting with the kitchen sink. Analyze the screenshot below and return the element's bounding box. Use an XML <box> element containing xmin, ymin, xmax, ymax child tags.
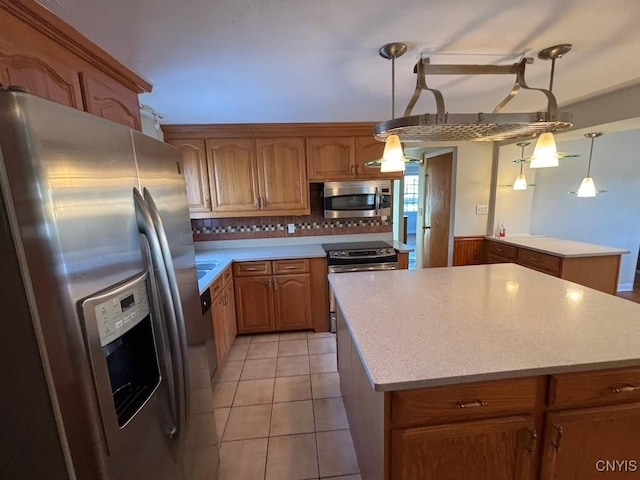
<box><xmin>195</xmin><ymin>260</ymin><xmax>221</xmax><ymax>271</ymax></box>
<box><xmin>197</xmin><ymin>270</ymin><xmax>208</xmax><ymax>280</ymax></box>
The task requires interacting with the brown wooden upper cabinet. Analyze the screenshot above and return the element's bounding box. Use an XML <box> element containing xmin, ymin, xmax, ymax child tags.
<box><xmin>306</xmin><ymin>136</ymin><xmax>403</xmax><ymax>181</ymax></box>
<box><xmin>0</xmin><ymin>2</ymin><xmax>149</xmax><ymax>129</ymax></box>
<box><xmin>183</xmin><ymin>137</ymin><xmax>310</xmax><ymax>218</ymax></box>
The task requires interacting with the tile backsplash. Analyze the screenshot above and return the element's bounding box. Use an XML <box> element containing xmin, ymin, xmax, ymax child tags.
<box><xmin>192</xmin><ymin>183</ymin><xmax>392</xmax><ymax>241</ymax></box>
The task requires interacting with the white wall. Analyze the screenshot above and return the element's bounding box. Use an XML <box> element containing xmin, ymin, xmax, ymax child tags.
<box><xmin>530</xmin><ymin>129</ymin><xmax>640</xmax><ymax>290</ymax></box>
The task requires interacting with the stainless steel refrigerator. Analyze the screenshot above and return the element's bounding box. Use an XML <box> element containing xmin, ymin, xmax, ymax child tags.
<box><xmin>0</xmin><ymin>90</ymin><xmax>219</xmax><ymax>479</ymax></box>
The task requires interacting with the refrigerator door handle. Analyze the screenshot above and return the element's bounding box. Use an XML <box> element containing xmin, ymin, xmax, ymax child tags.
<box><xmin>133</xmin><ymin>188</ymin><xmax>184</xmax><ymax>439</ymax></box>
<box><xmin>142</xmin><ymin>188</ymin><xmax>190</xmax><ymax>425</ymax></box>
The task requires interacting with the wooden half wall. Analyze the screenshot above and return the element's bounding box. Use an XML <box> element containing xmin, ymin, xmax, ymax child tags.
<box><xmin>453</xmin><ymin>236</ymin><xmax>487</xmax><ymax>266</ymax></box>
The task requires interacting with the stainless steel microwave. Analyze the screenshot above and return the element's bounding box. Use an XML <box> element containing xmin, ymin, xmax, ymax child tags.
<box><xmin>323</xmin><ymin>180</ymin><xmax>392</xmax><ymax>218</ymax></box>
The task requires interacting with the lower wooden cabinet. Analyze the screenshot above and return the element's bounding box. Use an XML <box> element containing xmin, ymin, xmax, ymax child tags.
<box><xmin>391</xmin><ymin>416</ymin><xmax>536</xmax><ymax>480</ymax></box>
<box><xmin>234</xmin><ymin>260</ymin><xmax>313</xmax><ymax>334</ymax></box>
<box><xmin>210</xmin><ymin>266</ymin><xmax>237</xmax><ymax>368</ymax></box>
<box><xmin>540</xmin><ymin>403</ymin><xmax>640</xmax><ymax>479</ymax></box>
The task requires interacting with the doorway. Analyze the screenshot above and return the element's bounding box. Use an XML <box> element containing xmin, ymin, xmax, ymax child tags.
<box><xmin>414</xmin><ymin>150</ymin><xmax>455</xmax><ymax>269</ymax></box>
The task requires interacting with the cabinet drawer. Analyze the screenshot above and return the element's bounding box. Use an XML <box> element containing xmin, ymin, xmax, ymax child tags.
<box><xmin>390</xmin><ymin>377</ymin><xmax>541</xmax><ymax>428</ymax></box>
<box><xmin>486</xmin><ymin>241</ymin><xmax>518</xmax><ymax>261</ymax></box>
<box><xmin>209</xmin><ymin>277</ymin><xmax>223</xmax><ymax>300</ymax></box>
<box><xmin>221</xmin><ymin>266</ymin><xmax>233</xmax><ymax>286</ymax></box>
<box><xmin>233</xmin><ymin>261</ymin><xmax>272</xmax><ymax>277</ymax></box>
<box><xmin>273</xmin><ymin>259</ymin><xmax>309</xmax><ymax>274</ymax></box>
<box><xmin>517</xmin><ymin>249</ymin><xmax>561</xmax><ymax>276</ymax></box>
<box><xmin>549</xmin><ymin>367</ymin><xmax>640</xmax><ymax>407</ymax></box>
<box><xmin>487</xmin><ymin>253</ymin><xmax>513</xmax><ymax>264</ymax></box>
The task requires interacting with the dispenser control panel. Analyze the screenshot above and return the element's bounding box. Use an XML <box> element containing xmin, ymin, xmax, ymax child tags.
<box><xmin>93</xmin><ymin>279</ymin><xmax>151</xmax><ymax>347</ymax></box>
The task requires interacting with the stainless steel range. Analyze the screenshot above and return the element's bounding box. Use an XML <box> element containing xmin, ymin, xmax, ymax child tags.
<box><xmin>323</xmin><ymin>241</ymin><xmax>398</xmax><ymax>331</ymax></box>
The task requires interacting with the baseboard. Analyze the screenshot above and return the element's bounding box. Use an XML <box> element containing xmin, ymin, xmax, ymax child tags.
<box><xmin>617</xmin><ymin>282</ymin><xmax>634</xmax><ymax>292</ymax></box>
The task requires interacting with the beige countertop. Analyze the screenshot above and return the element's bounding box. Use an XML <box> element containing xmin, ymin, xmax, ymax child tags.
<box><xmin>486</xmin><ymin>235</ymin><xmax>629</xmax><ymax>258</ymax></box>
<box><xmin>329</xmin><ymin>264</ymin><xmax>640</xmax><ymax>392</ymax></box>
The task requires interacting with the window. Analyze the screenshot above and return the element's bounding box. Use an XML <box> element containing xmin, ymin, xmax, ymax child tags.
<box><xmin>403</xmin><ymin>175</ymin><xmax>419</xmax><ymax>212</ymax></box>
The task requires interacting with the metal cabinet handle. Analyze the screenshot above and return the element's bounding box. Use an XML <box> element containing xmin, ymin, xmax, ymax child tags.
<box><xmin>283</xmin><ymin>265</ymin><xmax>297</xmax><ymax>270</ymax></box>
<box><xmin>274</xmin><ymin>278</ymin><xmax>278</xmax><ymax>290</ymax></box>
<box><xmin>551</xmin><ymin>425</ymin><xmax>563</xmax><ymax>452</ymax></box>
<box><xmin>526</xmin><ymin>429</ymin><xmax>538</xmax><ymax>457</ymax></box>
<box><xmin>350</xmin><ymin>164</ymin><xmax>355</xmax><ymax>174</ymax></box>
<box><xmin>268</xmin><ymin>278</ymin><xmax>273</xmax><ymax>289</ymax></box>
<box><xmin>456</xmin><ymin>399</ymin><xmax>487</xmax><ymax>409</ymax></box>
<box><xmin>609</xmin><ymin>384</ymin><xmax>640</xmax><ymax>393</ymax></box>
<box><xmin>245</xmin><ymin>267</ymin><xmax>261</xmax><ymax>271</ymax></box>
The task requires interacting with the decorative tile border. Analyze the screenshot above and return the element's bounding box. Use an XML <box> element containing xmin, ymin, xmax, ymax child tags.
<box><xmin>194</xmin><ymin>218</ymin><xmax>389</xmax><ymax>234</ymax></box>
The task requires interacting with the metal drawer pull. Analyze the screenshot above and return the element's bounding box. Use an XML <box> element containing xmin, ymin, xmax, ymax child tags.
<box><xmin>551</xmin><ymin>425</ymin><xmax>563</xmax><ymax>452</ymax></box>
<box><xmin>526</xmin><ymin>429</ymin><xmax>538</xmax><ymax>457</ymax></box>
<box><xmin>245</xmin><ymin>267</ymin><xmax>261</xmax><ymax>271</ymax></box>
<box><xmin>456</xmin><ymin>399</ymin><xmax>487</xmax><ymax>409</ymax></box>
<box><xmin>609</xmin><ymin>384</ymin><xmax>640</xmax><ymax>393</ymax></box>
<box><xmin>284</xmin><ymin>265</ymin><xmax>298</xmax><ymax>270</ymax></box>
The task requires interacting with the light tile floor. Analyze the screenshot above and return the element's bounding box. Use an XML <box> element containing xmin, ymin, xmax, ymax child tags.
<box><xmin>213</xmin><ymin>331</ymin><xmax>362</xmax><ymax>480</ymax></box>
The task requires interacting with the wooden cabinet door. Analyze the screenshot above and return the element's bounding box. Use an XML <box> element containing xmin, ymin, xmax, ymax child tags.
<box><xmin>255</xmin><ymin>138</ymin><xmax>309</xmax><ymax>214</ymax></box>
<box><xmin>80</xmin><ymin>72</ymin><xmax>141</xmax><ymax>129</ymax></box>
<box><xmin>306</xmin><ymin>137</ymin><xmax>355</xmax><ymax>181</ymax></box>
<box><xmin>540</xmin><ymin>403</ymin><xmax>640</xmax><ymax>480</ymax></box>
<box><xmin>223</xmin><ymin>283</ymin><xmax>237</xmax><ymax>350</ymax></box>
<box><xmin>0</xmin><ymin>53</ymin><xmax>84</xmax><ymax>109</ymax></box>
<box><xmin>206</xmin><ymin>138</ymin><xmax>260</xmax><ymax>217</ymax></box>
<box><xmin>354</xmin><ymin>136</ymin><xmax>403</xmax><ymax>179</ymax></box>
<box><xmin>273</xmin><ymin>273</ymin><xmax>312</xmax><ymax>331</ymax></box>
<box><xmin>167</xmin><ymin>138</ymin><xmax>211</xmax><ymax>217</ymax></box>
<box><xmin>211</xmin><ymin>294</ymin><xmax>227</xmax><ymax>368</ymax></box>
<box><xmin>391</xmin><ymin>416</ymin><xmax>536</xmax><ymax>480</ymax></box>
<box><xmin>234</xmin><ymin>276</ymin><xmax>275</xmax><ymax>334</ymax></box>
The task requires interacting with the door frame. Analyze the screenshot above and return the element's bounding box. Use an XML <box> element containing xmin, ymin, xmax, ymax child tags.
<box><xmin>415</xmin><ymin>148</ymin><xmax>457</xmax><ymax>269</ymax></box>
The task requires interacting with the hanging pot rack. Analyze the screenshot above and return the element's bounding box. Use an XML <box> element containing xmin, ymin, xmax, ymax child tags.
<box><xmin>374</xmin><ymin>45</ymin><xmax>574</xmax><ymax>142</ymax></box>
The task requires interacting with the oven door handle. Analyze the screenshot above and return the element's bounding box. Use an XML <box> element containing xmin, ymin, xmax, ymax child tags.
<box><xmin>374</xmin><ymin>187</ymin><xmax>380</xmax><ymax>215</ymax></box>
<box><xmin>328</xmin><ymin>263</ymin><xmax>398</xmax><ymax>274</ymax></box>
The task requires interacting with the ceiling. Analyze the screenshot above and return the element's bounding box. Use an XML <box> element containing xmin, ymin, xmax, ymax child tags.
<box><xmin>38</xmin><ymin>0</ymin><xmax>640</xmax><ymax>126</ymax></box>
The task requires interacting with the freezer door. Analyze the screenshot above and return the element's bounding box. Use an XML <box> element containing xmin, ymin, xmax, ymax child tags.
<box><xmin>132</xmin><ymin>131</ymin><xmax>219</xmax><ymax>479</ymax></box>
<box><xmin>0</xmin><ymin>91</ymin><xmax>182</xmax><ymax>479</ymax></box>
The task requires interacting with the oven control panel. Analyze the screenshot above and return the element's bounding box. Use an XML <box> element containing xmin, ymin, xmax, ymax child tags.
<box><xmin>328</xmin><ymin>247</ymin><xmax>396</xmax><ymax>258</ymax></box>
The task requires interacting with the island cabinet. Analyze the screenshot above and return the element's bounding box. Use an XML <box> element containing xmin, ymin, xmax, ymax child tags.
<box><xmin>337</xmin><ymin>311</ymin><xmax>640</xmax><ymax>480</ymax></box>
<box><xmin>233</xmin><ymin>259</ymin><xmax>313</xmax><ymax>334</ymax></box>
<box><xmin>486</xmin><ymin>238</ymin><xmax>623</xmax><ymax>295</ymax></box>
<box><xmin>306</xmin><ymin>136</ymin><xmax>403</xmax><ymax>181</ymax></box>
<box><xmin>0</xmin><ymin>1</ymin><xmax>148</xmax><ymax>128</ymax></box>
<box><xmin>210</xmin><ymin>266</ymin><xmax>237</xmax><ymax>369</ymax></box>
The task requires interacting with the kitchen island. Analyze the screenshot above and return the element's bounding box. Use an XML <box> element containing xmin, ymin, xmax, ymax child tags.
<box><xmin>330</xmin><ymin>264</ymin><xmax>640</xmax><ymax>480</ymax></box>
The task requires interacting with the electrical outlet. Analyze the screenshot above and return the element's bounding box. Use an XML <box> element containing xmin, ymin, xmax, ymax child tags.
<box><xmin>287</xmin><ymin>223</ymin><xmax>296</xmax><ymax>234</ymax></box>
<box><xmin>475</xmin><ymin>204</ymin><xmax>489</xmax><ymax>215</ymax></box>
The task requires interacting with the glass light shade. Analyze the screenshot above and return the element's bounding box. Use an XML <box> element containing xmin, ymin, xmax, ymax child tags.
<box><xmin>576</xmin><ymin>177</ymin><xmax>597</xmax><ymax>197</ymax></box>
<box><xmin>380</xmin><ymin>135</ymin><xmax>406</xmax><ymax>172</ymax></box>
<box><xmin>530</xmin><ymin>132</ymin><xmax>559</xmax><ymax>168</ymax></box>
<box><xmin>512</xmin><ymin>172</ymin><xmax>528</xmax><ymax>190</ymax></box>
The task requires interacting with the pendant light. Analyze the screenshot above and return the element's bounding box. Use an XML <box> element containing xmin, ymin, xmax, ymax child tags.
<box><xmin>530</xmin><ymin>45</ymin><xmax>576</xmax><ymax>168</ymax></box>
<box><xmin>367</xmin><ymin>43</ymin><xmax>420</xmax><ymax>172</ymax></box>
<box><xmin>571</xmin><ymin>132</ymin><xmax>606</xmax><ymax>197</ymax></box>
<box><xmin>507</xmin><ymin>142</ymin><xmax>536</xmax><ymax>190</ymax></box>
<box><xmin>513</xmin><ymin>142</ymin><xmax>531</xmax><ymax>190</ymax></box>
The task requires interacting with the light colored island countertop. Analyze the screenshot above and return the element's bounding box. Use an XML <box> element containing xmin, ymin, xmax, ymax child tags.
<box><xmin>329</xmin><ymin>263</ymin><xmax>640</xmax><ymax>392</ymax></box>
<box><xmin>486</xmin><ymin>235</ymin><xmax>629</xmax><ymax>258</ymax></box>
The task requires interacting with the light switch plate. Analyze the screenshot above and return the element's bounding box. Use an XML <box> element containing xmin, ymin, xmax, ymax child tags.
<box><xmin>475</xmin><ymin>204</ymin><xmax>489</xmax><ymax>215</ymax></box>
<box><xmin>287</xmin><ymin>223</ymin><xmax>296</xmax><ymax>234</ymax></box>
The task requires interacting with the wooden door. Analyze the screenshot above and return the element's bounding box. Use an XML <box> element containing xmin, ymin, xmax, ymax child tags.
<box><xmin>234</xmin><ymin>276</ymin><xmax>275</xmax><ymax>334</ymax></box>
<box><xmin>273</xmin><ymin>273</ymin><xmax>312</xmax><ymax>331</ymax></box>
<box><xmin>541</xmin><ymin>403</ymin><xmax>640</xmax><ymax>480</ymax></box>
<box><xmin>354</xmin><ymin>136</ymin><xmax>403</xmax><ymax>180</ymax></box>
<box><xmin>255</xmin><ymin>138</ymin><xmax>309</xmax><ymax>214</ymax></box>
<box><xmin>306</xmin><ymin>137</ymin><xmax>355</xmax><ymax>181</ymax></box>
<box><xmin>422</xmin><ymin>153</ymin><xmax>453</xmax><ymax>268</ymax></box>
<box><xmin>223</xmin><ymin>283</ymin><xmax>237</xmax><ymax>351</ymax></box>
<box><xmin>206</xmin><ymin>138</ymin><xmax>259</xmax><ymax>217</ymax></box>
<box><xmin>391</xmin><ymin>416</ymin><xmax>536</xmax><ymax>480</ymax></box>
<box><xmin>167</xmin><ymin>138</ymin><xmax>211</xmax><ymax>217</ymax></box>
<box><xmin>0</xmin><ymin>52</ymin><xmax>84</xmax><ymax>109</ymax></box>
<box><xmin>80</xmin><ymin>72</ymin><xmax>141</xmax><ymax>129</ymax></box>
